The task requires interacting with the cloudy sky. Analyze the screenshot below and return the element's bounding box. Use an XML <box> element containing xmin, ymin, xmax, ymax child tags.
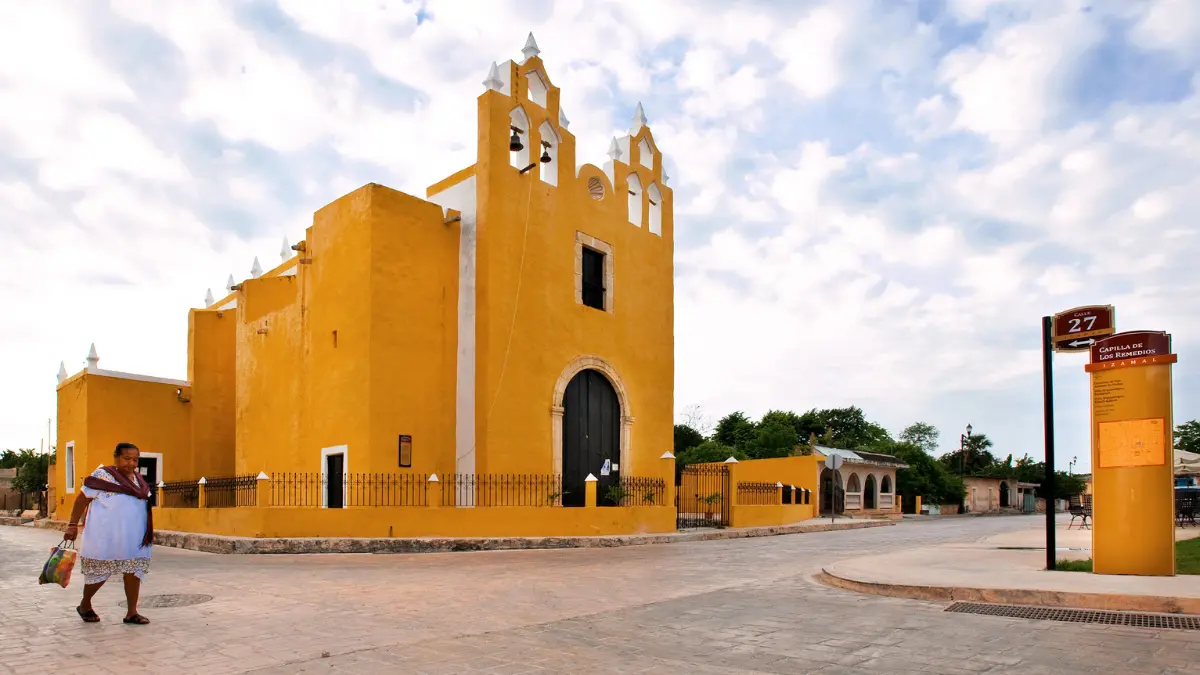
<box><xmin>2</xmin><ymin>0</ymin><xmax>1197</xmax><ymax>471</ymax></box>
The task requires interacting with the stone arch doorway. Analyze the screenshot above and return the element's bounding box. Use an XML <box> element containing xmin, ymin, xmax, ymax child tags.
<box><xmin>864</xmin><ymin>474</ymin><xmax>877</xmax><ymax>510</ymax></box>
<box><xmin>820</xmin><ymin>468</ymin><xmax>844</xmax><ymax>515</ymax></box>
<box><xmin>551</xmin><ymin>355</ymin><xmax>633</xmax><ymax>502</ymax></box>
<box><xmin>561</xmin><ymin>369</ymin><xmax>620</xmax><ymax>507</ymax></box>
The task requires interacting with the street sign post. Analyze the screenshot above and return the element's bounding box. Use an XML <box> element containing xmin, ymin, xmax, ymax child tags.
<box><xmin>1041</xmin><ymin>304</ymin><xmax>1116</xmax><ymax>571</ymax></box>
<box><xmin>1051</xmin><ymin>305</ymin><xmax>1116</xmax><ymax>352</ymax></box>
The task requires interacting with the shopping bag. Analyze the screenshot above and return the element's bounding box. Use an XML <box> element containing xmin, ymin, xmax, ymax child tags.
<box><xmin>38</xmin><ymin>540</ymin><xmax>77</xmax><ymax>588</ymax></box>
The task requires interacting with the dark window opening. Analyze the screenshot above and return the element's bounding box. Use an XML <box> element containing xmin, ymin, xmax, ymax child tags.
<box><xmin>581</xmin><ymin>247</ymin><xmax>605</xmax><ymax>311</ymax></box>
<box><xmin>398</xmin><ymin>435</ymin><xmax>412</xmax><ymax>468</ymax></box>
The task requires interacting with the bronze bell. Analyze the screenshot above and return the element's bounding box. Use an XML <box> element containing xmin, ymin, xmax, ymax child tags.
<box><xmin>509</xmin><ymin>130</ymin><xmax>523</xmax><ymax>152</ymax></box>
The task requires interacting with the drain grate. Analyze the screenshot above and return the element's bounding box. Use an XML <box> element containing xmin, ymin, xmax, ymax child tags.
<box><xmin>119</xmin><ymin>594</ymin><xmax>213</xmax><ymax>609</ymax></box>
<box><xmin>946</xmin><ymin>602</ymin><xmax>1200</xmax><ymax>631</ymax></box>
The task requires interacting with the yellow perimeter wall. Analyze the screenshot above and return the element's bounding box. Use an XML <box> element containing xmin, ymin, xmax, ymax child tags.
<box><xmin>155</xmin><ymin>505</ymin><xmax>674</xmax><ymax>539</ymax></box>
<box><xmin>677</xmin><ymin>456</ymin><xmax>820</xmax><ymax>527</ymax></box>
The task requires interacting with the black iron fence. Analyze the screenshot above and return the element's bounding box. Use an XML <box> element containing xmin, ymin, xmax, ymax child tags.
<box><xmin>738</xmin><ymin>481</ymin><xmax>780</xmax><ymax>506</ymax></box>
<box><xmin>442</xmin><ymin>474</ymin><xmax>563</xmax><ymax>507</ymax></box>
<box><xmin>269</xmin><ymin>472</ymin><xmax>430</xmax><ymax>507</ymax></box>
<box><xmin>205</xmin><ymin>475</ymin><xmax>258</xmax><ymax>508</ymax></box>
<box><xmin>676</xmin><ymin>464</ymin><xmax>731</xmax><ymax>529</ymax></box>
<box><xmin>602</xmin><ymin>476</ymin><xmax>666</xmax><ymax>507</ymax></box>
<box><xmin>160</xmin><ymin>480</ymin><xmax>199</xmax><ymax>508</ymax></box>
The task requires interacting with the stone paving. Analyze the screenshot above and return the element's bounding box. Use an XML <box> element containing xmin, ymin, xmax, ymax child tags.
<box><xmin>2</xmin><ymin>515</ymin><xmax>1198</xmax><ymax>674</ymax></box>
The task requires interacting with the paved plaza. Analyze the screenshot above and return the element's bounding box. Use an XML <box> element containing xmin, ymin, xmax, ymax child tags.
<box><xmin>2</xmin><ymin>516</ymin><xmax>1198</xmax><ymax>674</ymax></box>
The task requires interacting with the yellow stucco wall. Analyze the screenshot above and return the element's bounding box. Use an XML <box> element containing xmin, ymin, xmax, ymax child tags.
<box><xmin>54</xmin><ymin>372</ymin><xmax>189</xmax><ymax>518</ymax></box>
<box><xmin>154</xmin><ymin>505</ymin><xmax>675</xmax><ymax>539</ymax></box>
<box><xmin>188</xmin><ymin>308</ymin><xmax>236</xmax><ymax>478</ymax></box>
<box><xmin>731</xmin><ymin>504</ymin><xmax>816</xmax><ymax>528</ymax></box>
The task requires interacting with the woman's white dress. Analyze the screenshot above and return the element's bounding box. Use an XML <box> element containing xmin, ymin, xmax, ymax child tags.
<box><xmin>79</xmin><ymin>468</ymin><xmax>152</xmax><ymax>584</ymax></box>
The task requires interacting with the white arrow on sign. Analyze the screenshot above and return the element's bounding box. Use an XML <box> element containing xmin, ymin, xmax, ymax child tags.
<box><xmin>1067</xmin><ymin>339</ymin><xmax>1094</xmax><ymax>348</ymax></box>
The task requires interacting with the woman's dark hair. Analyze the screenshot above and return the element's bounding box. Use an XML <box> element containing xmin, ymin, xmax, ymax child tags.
<box><xmin>114</xmin><ymin>442</ymin><xmax>140</xmax><ymax>458</ymax></box>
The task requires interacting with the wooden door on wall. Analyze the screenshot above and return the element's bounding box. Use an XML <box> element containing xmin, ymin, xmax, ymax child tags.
<box><xmin>561</xmin><ymin>369</ymin><xmax>620</xmax><ymax>507</ymax></box>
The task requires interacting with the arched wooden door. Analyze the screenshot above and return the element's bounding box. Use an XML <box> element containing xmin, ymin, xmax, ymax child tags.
<box><xmin>562</xmin><ymin>369</ymin><xmax>620</xmax><ymax>507</ymax></box>
<box><xmin>820</xmin><ymin>468</ymin><xmax>844</xmax><ymax>514</ymax></box>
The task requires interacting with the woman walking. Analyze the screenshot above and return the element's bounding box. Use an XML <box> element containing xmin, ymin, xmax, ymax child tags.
<box><xmin>63</xmin><ymin>442</ymin><xmax>154</xmax><ymax>624</ymax></box>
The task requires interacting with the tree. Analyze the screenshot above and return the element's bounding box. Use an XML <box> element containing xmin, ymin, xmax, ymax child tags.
<box><xmin>674</xmin><ymin>424</ymin><xmax>705</xmax><ymax>456</ymax></box>
<box><xmin>744</xmin><ymin>420</ymin><xmax>799</xmax><ymax>460</ymax></box>
<box><xmin>759</xmin><ymin>409</ymin><xmax>806</xmax><ymax>441</ymax></box>
<box><xmin>675</xmin><ymin>440</ymin><xmax>747</xmax><ymax>467</ymax></box>
<box><xmin>1176</xmin><ymin>420</ymin><xmax>1200</xmax><ymax>453</ymax></box>
<box><xmin>938</xmin><ymin>432</ymin><xmax>997</xmax><ymax>475</ymax></box>
<box><xmin>899</xmin><ymin>422</ymin><xmax>940</xmax><ymax>455</ymax></box>
<box><xmin>713</xmin><ymin>412</ymin><xmax>756</xmax><ymax>450</ymax></box>
<box><xmin>679</xmin><ymin>404</ymin><xmax>713</xmax><ymax>437</ymax></box>
<box><xmin>796</xmin><ymin>406</ymin><xmax>892</xmax><ymax>450</ymax></box>
<box><xmin>884</xmin><ymin>441</ymin><xmax>965</xmax><ymax>506</ymax></box>
<box><xmin>6</xmin><ymin>449</ymin><xmax>50</xmax><ymax>494</ymax></box>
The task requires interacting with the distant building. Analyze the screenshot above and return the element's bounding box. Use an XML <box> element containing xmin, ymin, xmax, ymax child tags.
<box><xmin>811</xmin><ymin>445</ymin><xmax>907</xmax><ymax>516</ymax></box>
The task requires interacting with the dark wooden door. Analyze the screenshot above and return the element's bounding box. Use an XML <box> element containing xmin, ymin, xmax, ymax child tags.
<box><xmin>326</xmin><ymin>453</ymin><xmax>344</xmax><ymax>508</ymax></box>
<box><xmin>138</xmin><ymin>457</ymin><xmax>159</xmax><ymax>507</ymax></box>
<box><xmin>562</xmin><ymin>369</ymin><xmax>620</xmax><ymax>507</ymax></box>
<box><xmin>820</xmin><ymin>468</ymin><xmax>844</xmax><ymax>515</ymax></box>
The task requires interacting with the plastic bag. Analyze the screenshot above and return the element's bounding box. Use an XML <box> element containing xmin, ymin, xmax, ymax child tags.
<box><xmin>38</xmin><ymin>540</ymin><xmax>77</xmax><ymax>588</ymax></box>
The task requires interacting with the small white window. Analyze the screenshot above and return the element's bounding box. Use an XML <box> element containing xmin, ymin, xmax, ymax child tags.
<box><xmin>65</xmin><ymin>441</ymin><xmax>76</xmax><ymax>493</ymax></box>
<box><xmin>526</xmin><ymin>71</ymin><xmax>548</xmax><ymax>108</ymax></box>
<box><xmin>509</xmin><ymin>107</ymin><xmax>530</xmax><ymax>170</ymax></box>
<box><xmin>647</xmin><ymin>183</ymin><xmax>662</xmax><ymax>236</ymax></box>
<box><xmin>638</xmin><ymin>138</ymin><xmax>653</xmax><ymax>169</ymax></box>
<box><xmin>538</xmin><ymin>121</ymin><xmax>558</xmax><ymax>186</ymax></box>
<box><xmin>627</xmin><ymin>173</ymin><xmax>643</xmax><ymax>227</ymax></box>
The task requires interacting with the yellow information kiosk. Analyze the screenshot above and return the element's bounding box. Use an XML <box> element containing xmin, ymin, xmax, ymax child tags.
<box><xmin>1085</xmin><ymin>331</ymin><xmax>1177</xmax><ymax>576</ymax></box>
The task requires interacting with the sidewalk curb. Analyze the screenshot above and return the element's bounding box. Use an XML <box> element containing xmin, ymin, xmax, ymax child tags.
<box><xmin>816</xmin><ymin>569</ymin><xmax>1200</xmax><ymax>615</ymax></box>
<box><xmin>5</xmin><ymin>517</ymin><xmax>894</xmax><ymax>554</ymax></box>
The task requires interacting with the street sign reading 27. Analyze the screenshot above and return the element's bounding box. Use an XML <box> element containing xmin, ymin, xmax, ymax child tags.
<box><xmin>1051</xmin><ymin>305</ymin><xmax>1116</xmax><ymax>352</ymax></box>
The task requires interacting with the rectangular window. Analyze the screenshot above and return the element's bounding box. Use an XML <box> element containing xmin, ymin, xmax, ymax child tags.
<box><xmin>398</xmin><ymin>435</ymin><xmax>412</xmax><ymax>468</ymax></box>
<box><xmin>65</xmin><ymin>441</ymin><xmax>75</xmax><ymax>493</ymax></box>
<box><xmin>581</xmin><ymin>247</ymin><xmax>605</xmax><ymax>310</ymax></box>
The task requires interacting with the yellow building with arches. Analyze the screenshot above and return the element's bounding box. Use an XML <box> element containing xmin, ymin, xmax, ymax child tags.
<box><xmin>53</xmin><ymin>35</ymin><xmax>681</xmax><ymax>538</ymax></box>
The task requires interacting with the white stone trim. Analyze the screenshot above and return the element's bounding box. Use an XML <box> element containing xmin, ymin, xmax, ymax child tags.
<box><xmin>550</xmin><ymin>355</ymin><xmax>632</xmax><ymax>479</ymax></box>
<box><xmin>65</xmin><ymin>440</ymin><xmax>76</xmax><ymax>493</ymax></box>
<box><xmin>139</xmin><ymin>451</ymin><xmax>164</xmax><ymax>486</ymax></box>
<box><xmin>319</xmin><ymin>445</ymin><xmax>348</xmax><ymax>508</ymax></box>
<box><xmin>89</xmin><ymin>368</ymin><xmax>189</xmax><ymax>388</ymax></box>
<box><xmin>428</xmin><ymin>175</ymin><xmax>478</xmax><ymax>483</ymax></box>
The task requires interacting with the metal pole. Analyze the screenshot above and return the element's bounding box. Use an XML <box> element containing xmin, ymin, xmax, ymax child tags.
<box><xmin>1041</xmin><ymin>315</ymin><xmax>1057</xmax><ymax>570</ymax></box>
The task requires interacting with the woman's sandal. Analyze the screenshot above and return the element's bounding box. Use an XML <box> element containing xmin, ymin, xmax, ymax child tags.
<box><xmin>76</xmin><ymin>606</ymin><xmax>100</xmax><ymax>623</ymax></box>
<box><xmin>123</xmin><ymin>614</ymin><xmax>150</xmax><ymax>625</ymax></box>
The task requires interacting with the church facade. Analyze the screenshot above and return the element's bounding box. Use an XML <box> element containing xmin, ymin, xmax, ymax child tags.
<box><xmin>53</xmin><ymin>35</ymin><xmax>676</xmax><ymax>533</ymax></box>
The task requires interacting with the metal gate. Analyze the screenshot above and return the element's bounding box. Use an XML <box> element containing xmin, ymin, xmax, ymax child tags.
<box><xmin>675</xmin><ymin>464</ymin><xmax>730</xmax><ymax>529</ymax></box>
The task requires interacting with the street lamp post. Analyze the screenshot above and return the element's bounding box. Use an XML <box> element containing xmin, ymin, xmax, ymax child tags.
<box><xmin>1069</xmin><ymin>456</ymin><xmax>1077</xmax><ymax>475</ymax></box>
<box><xmin>959</xmin><ymin>423</ymin><xmax>973</xmax><ymax>475</ymax></box>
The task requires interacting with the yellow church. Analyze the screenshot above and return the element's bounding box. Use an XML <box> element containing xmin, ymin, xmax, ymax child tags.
<box><xmin>53</xmin><ymin>35</ymin><xmax>820</xmax><ymax>540</ymax></box>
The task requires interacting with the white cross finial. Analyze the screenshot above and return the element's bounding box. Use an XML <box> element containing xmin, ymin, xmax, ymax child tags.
<box><xmin>632</xmin><ymin>102</ymin><xmax>648</xmax><ymax>132</ymax></box>
<box><xmin>57</xmin><ymin>361</ymin><xmax>68</xmax><ymax>384</ymax></box>
<box><xmin>522</xmin><ymin>33</ymin><xmax>540</xmax><ymax>61</ymax></box>
<box><xmin>483</xmin><ymin>61</ymin><xmax>504</xmax><ymax>92</ymax></box>
<box><xmin>226</xmin><ymin>274</ymin><xmax>236</xmax><ymax>292</ymax></box>
<box><xmin>280</xmin><ymin>237</ymin><xmax>291</xmax><ymax>263</ymax></box>
<box><xmin>607</xmin><ymin>137</ymin><xmax>622</xmax><ymax>162</ymax></box>
<box><xmin>204</xmin><ymin>289</ymin><xmax>215</xmax><ymax>308</ymax></box>
<box><xmin>250</xmin><ymin>257</ymin><xmax>263</xmax><ymax>279</ymax></box>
